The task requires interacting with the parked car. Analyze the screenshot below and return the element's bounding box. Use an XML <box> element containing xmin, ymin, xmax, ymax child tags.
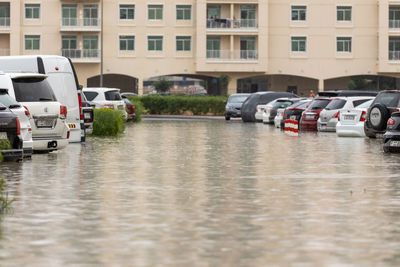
<box><xmin>300</xmin><ymin>97</ymin><xmax>332</xmax><ymax>131</ymax></box>
<box><xmin>383</xmin><ymin>112</ymin><xmax>400</xmax><ymax>152</ymax></box>
<box><xmin>123</xmin><ymin>98</ymin><xmax>136</xmax><ymax>121</ymax></box>
<box><xmin>317</xmin><ymin>96</ymin><xmax>375</xmax><ymax>132</ymax></box>
<box><xmin>317</xmin><ymin>90</ymin><xmax>378</xmax><ymax>97</ymax></box>
<box><xmin>6</xmin><ymin>73</ymin><xmax>70</xmax><ymax>152</ymax></box>
<box><xmin>336</xmin><ymin>99</ymin><xmax>374</xmax><ymax>137</ymax></box>
<box><xmin>263</xmin><ymin>98</ymin><xmax>302</xmax><ymax>124</ymax></box>
<box><xmin>224</xmin><ymin>93</ymin><xmax>250</xmax><ymax>120</ymax></box>
<box><xmin>364</xmin><ymin>90</ymin><xmax>400</xmax><ymax>138</ymax></box>
<box><xmin>241</xmin><ymin>92</ymin><xmax>298</xmax><ymax>122</ymax></box>
<box><xmin>121</xmin><ymin>92</ymin><xmax>138</xmax><ymax>98</ymax></box>
<box><xmin>0</xmin><ymin>102</ymin><xmax>23</xmax><ymax>161</ymax></box>
<box><xmin>83</xmin><ymin>87</ymin><xmax>128</xmax><ymax>120</ymax></box>
<box><xmin>0</xmin><ymin>88</ymin><xmax>33</xmax><ymax>157</ymax></box>
<box><xmin>79</xmin><ymin>91</ymin><xmax>94</xmax><ymax>136</ymax></box>
<box><xmin>0</xmin><ymin>55</ymin><xmax>85</xmax><ymax>143</ymax></box>
<box><xmin>280</xmin><ymin>99</ymin><xmax>313</xmax><ymax>129</ymax></box>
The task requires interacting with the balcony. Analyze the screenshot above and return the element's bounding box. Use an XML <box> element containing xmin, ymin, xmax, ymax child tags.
<box><xmin>206</xmin><ymin>50</ymin><xmax>258</xmax><ymax>62</ymax></box>
<box><xmin>60</xmin><ymin>18</ymin><xmax>101</xmax><ymax>32</ymax></box>
<box><xmin>0</xmin><ymin>17</ymin><xmax>9</xmax><ymax>29</ymax></box>
<box><xmin>61</xmin><ymin>49</ymin><xmax>100</xmax><ymax>63</ymax></box>
<box><xmin>207</xmin><ymin>19</ymin><xmax>258</xmax><ymax>31</ymax></box>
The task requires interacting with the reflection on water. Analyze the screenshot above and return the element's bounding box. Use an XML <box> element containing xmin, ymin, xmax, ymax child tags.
<box><xmin>1</xmin><ymin>120</ymin><xmax>400</xmax><ymax>266</ymax></box>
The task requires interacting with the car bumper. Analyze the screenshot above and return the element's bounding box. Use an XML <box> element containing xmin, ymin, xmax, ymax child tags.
<box><xmin>1</xmin><ymin>149</ymin><xmax>23</xmax><ymax>162</ymax></box>
<box><xmin>300</xmin><ymin>120</ymin><xmax>318</xmax><ymax>131</ymax></box>
<box><xmin>383</xmin><ymin>134</ymin><xmax>400</xmax><ymax>152</ymax></box>
<box><xmin>33</xmin><ymin>137</ymin><xmax>69</xmax><ymax>151</ymax></box>
<box><xmin>225</xmin><ymin>111</ymin><xmax>242</xmax><ymax>118</ymax></box>
<box><xmin>318</xmin><ymin>120</ymin><xmax>337</xmax><ymax>132</ymax></box>
<box><xmin>336</xmin><ymin>123</ymin><xmax>365</xmax><ymax>137</ymax></box>
<box><xmin>23</xmin><ymin>139</ymin><xmax>34</xmax><ymax>157</ymax></box>
<box><xmin>274</xmin><ymin>117</ymin><xmax>282</xmax><ymax>128</ymax></box>
<box><xmin>255</xmin><ymin>112</ymin><xmax>263</xmax><ymax>121</ymax></box>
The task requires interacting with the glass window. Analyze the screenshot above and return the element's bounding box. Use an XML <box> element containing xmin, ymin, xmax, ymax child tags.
<box><xmin>25</xmin><ymin>35</ymin><xmax>40</xmax><ymax>50</ymax></box>
<box><xmin>12</xmin><ymin>78</ymin><xmax>57</xmax><ymax>102</ymax></box>
<box><xmin>120</xmin><ymin>4</ymin><xmax>135</xmax><ymax>20</ymax></box>
<box><xmin>325</xmin><ymin>99</ymin><xmax>346</xmax><ymax>110</ymax></box>
<box><xmin>228</xmin><ymin>94</ymin><xmax>250</xmax><ymax>103</ymax></box>
<box><xmin>62</xmin><ymin>4</ymin><xmax>77</xmax><ymax>26</ymax></box>
<box><xmin>83</xmin><ymin>4</ymin><xmax>98</xmax><ymax>26</ymax></box>
<box><xmin>0</xmin><ymin>3</ymin><xmax>10</xmax><ymax>26</ymax></box>
<box><xmin>337</xmin><ymin>6</ymin><xmax>352</xmax><ymax>21</ymax></box>
<box><xmin>389</xmin><ymin>7</ymin><xmax>400</xmax><ymax>28</ymax></box>
<box><xmin>373</xmin><ymin>92</ymin><xmax>400</xmax><ymax>107</ymax></box>
<box><xmin>337</xmin><ymin>37</ymin><xmax>352</xmax><ymax>52</ymax></box>
<box><xmin>309</xmin><ymin>99</ymin><xmax>331</xmax><ymax>110</ymax></box>
<box><xmin>176</xmin><ymin>36</ymin><xmax>191</xmax><ymax>51</ymax></box>
<box><xmin>176</xmin><ymin>5</ymin><xmax>191</xmax><ymax>20</ymax></box>
<box><xmin>389</xmin><ymin>37</ymin><xmax>400</xmax><ymax>60</ymax></box>
<box><xmin>148</xmin><ymin>36</ymin><xmax>163</xmax><ymax>51</ymax></box>
<box><xmin>207</xmin><ymin>5</ymin><xmax>220</xmax><ymax>19</ymax></box>
<box><xmin>148</xmin><ymin>5</ymin><xmax>163</xmax><ymax>20</ymax></box>
<box><xmin>120</xmin><ymin>36</ymin><xmax>135</xmax><ymax>51</ymax></box>
<box><xmin>83</xmin><ymin>36</ymin><xmax>98</xmax><ymax>57</ymax></box>
<box><xmin>291</xmin><ymin>36</ymin><xmax>306</xmax><ymax>52</ymax></box>
<box><xmin>206</xmin><ymin>36</ymin><xmax>220</xmax><ymax>58</ymax></box>
<box><xmin>353</xmin><ymin>99</ymin><xmax>370</xmax><ymax>107</ymax></box>
<box><xmin>291</xmin><ymin>6</ymin><xmax>306</xmax><ymax>21</ymax></box>
<box><xmin>0</xmin><ymin>91</ymin><xmax>20</xmax><ymax>108</ymax></box>
<box><xmin>25</xmin><ymin>3</ymin><xmax>40</xmax><ymax>19</ymax></box>
<box><xmin>104</xmin><ymin>91</ymin><xmax>122</xmax><ymax>101</ymax></box>
<box><xmin>83</xmin><ymin>91</ymin><xmax>98</xmax><ymax>101</ymax></box>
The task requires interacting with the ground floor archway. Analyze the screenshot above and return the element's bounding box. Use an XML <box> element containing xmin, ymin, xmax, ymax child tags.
<box><xmin>325</xmin><ymin>75</ymin><xmax>400</xmax><ymax>92</ymax></box>
<box><xmin>87</xmin><ymin>74</ymin><xmax>139</xmax><ymax>94</ymax></box>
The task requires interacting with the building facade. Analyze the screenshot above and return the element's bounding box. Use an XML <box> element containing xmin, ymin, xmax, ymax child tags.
<box><xmin>1</xmin><ymin>0</ymin><xmax>400</xmax><ymax>96</ymax></box>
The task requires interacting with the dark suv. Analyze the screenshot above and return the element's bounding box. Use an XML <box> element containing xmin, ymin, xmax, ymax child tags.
<box><xmin>0</xmin><ymin>102</ymin><xmax>23</xmax><ymax>161</ymax></box>
<box><xmin>364</xmin><ymin>90</ymin><xmax>400</xmax><ymax>138</ymax></box>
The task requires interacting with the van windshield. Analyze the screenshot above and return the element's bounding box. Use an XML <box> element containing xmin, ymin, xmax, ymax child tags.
<box><xmin>105</xmin><ymin>91</ymin><xmax>122</xmax><ymax>101</ymax></box>
<box><xmin>12</xmin><ymin>78</ymin><xmax>57</xmax><ymax>102</ymax></box>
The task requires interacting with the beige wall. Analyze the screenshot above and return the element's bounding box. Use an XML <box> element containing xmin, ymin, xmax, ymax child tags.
<box><xmin>0</xmin><ymin>0</ymin><xmax>399</xmax><ymax>95</ymax></box>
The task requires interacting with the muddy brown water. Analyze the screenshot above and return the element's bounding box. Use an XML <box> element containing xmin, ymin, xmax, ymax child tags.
<box><xmin>0</xmin><ymin>119</ymin><xmax>400</xmax><ymax>266</ymax></box>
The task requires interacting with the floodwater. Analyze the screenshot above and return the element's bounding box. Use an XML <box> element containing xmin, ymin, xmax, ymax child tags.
<box><xmin>1</xmin><ymin>119</ymin><xmax>400</xmax><ymax>266</ymax></box>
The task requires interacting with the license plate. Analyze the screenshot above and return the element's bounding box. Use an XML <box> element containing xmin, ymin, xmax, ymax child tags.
<box><xmin>36</xmin><ymin>120</ymin><xmax>54</xmax><ymax>128</ymax></box>
<box><xmin>290</xmin><ymin>115</ymin><xmax>297</xmax><ymax>120</ymax></box>
<box><xmin>84</xmin><ymin>112</ymin><xmax>91</xmax><ymax>119</ymax></box>
<box><xmin>343</xmin><ymin>115</ymin><xmax>355</xmax><ymax>120</ymax></box>
<box><xmin>0</xmin><ymin>132</ymin><xmax>7</xmax><ymax>139</ymax></box>
<box><xmin>390</xmin><ymin>140</ymin><xmax>400</xmax><ymax>147</ymax></box>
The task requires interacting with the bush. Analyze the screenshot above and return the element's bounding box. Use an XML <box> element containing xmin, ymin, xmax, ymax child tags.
<box><xmin>0</xmin><ymin>139</ymin><xmax>11</xmax><ymax>163</ymax></box>
<box><xmin>127</xmin><ymin>96</ymin><xmax>145</xmax><ymax>122</ymax></box>
<box><xmin>91</xmin><ymin>108</ymin><xmax>125</xmax><ymax>136</ymax></box>
<box><xmin>137</xmin><ymin>95</ymin><xmax>227</xmax><ymax>116</ymax></box>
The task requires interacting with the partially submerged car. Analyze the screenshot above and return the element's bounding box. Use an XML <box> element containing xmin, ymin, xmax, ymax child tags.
<box><xmin>336</xmin><ymin>99</ymin><xmax>373</xmax><ymax>137</ymax></box>
<box><xmin>299</xmin><ymin>98</ymin><xmax>332</xmax><ymax>131</ymax></box>
<box><xmin>0</xmin><ymin>102</ymin><xmax>23</xmax><ymax>161</ymax></box>
<box><xmin>383</xmin><ymin>112</ymin><xmax>400</xmax><ymax>152</ymax></box>
<box><xmin>224</xmin><ymin>93</ymin><xmax>250</xmax><ymax>120</ymax></box>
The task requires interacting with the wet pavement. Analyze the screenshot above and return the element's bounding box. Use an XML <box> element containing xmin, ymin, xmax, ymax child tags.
<box><xmin>0</xmin><ymin>119</ymin><xmax>400</xmax><ymax>266</ymax></box>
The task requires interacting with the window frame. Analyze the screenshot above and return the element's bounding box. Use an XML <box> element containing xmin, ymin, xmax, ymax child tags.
<box><xmin>336</xmin><ymin>6</ymin><xmax>352</xmax><ymax>22</ymax></box>
<box><xmin>336</xmin><ymin>36</ymin><xmax>352</xmax><ymax>53</ymax></box>
<box><xmin>291</xmin><ymin>5</ymin><xmax>307</xmax><ymax>21</ymax></box>
<box><xmin>147</xmin><ymin>35</ymin><xmax>163</xmax><ymax>51</ymax></box>
<box><xmin>176</xmin><ymin>4</ymin><xmax>191</xmax><ymax>21</ymax></box>
<box><xmin>119</xmin><ymin>35</ymin><xmax>135</xmax><ymax>51</ymax></box>
<box><xmin>148</xmin><ymin>4</ymin><xmax>163</xmax><ymax>20</ymax></box>
<box><xmin>291</xmin><ymin>36</ymin><xmax>307</xmax><ymax>52</ymax></box>
<box><xmin>119</xmin><ymin>4</ymin><xmax>135</xmax><ymax>21</ymax></box>
<box><xmin>24</xmin><ymin>34</ymin><xmax>40</xmax><ymax>51</ymax></box>
<box><xmin>176</xmin><ymin>36</ymin><xmax>191</xmax><ymax>52</ymax></box>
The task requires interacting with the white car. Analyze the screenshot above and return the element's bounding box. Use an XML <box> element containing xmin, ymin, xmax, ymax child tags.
<box><xmin>274</xmin><ymin>108</ymin><xmax>285</xmax><ymax>128</ymax></box>
<box><xmin>263</xmin><ymin>98</ymin><xmax>302</xmax><ymax>124</ymax></box>
<box><xmin>261</xmin><ymin>100</ymin><xmax>277</xmax><ymax>124</ymax></box>
<box><xmin>255</xmin><ymin>103</ymin><xmax>269</xmax><ymax>122</ymax></box>
<box><xmin>336</xmin><ymin>99</ymin><xmax>374</xmax><ymax>137</ymax></box>
<box><xmin>0</xmin><ymin>89</ymin><xmax>33</xmax><ymax>157</ymax></box>
<box><xmin>83</xmin><ymin>87</ymin><xmax>127</xmax><ymax>120</ymax></box>
<box><xmin>5</xmin><ymin>73</ymin><xmax>69</xmax><ymax>152</ymax></box>
<box><xmin>317</xmin><ymin>96</ymin><xmax>375</xmax><ymax>132</ymax></box>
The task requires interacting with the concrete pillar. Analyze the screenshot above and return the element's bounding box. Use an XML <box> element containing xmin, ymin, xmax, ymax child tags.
<box><xmin>227</xmin><ymin>77</ymin><xmax>237</xmax><ymax>95</ymax></box>
<box><xmin>318</xmin><ymin>79</ymin><xmax>324</xmax><ymax>92</ymax></box>
<box><xmin>230</xmin><ymin>35</ymin><xmax>234</xmax><ymax>60</ymax></box>
<box><xmin>137</xmin><ymin>77</ymin><xmax>143</xmax><ymax>96</ymax></box>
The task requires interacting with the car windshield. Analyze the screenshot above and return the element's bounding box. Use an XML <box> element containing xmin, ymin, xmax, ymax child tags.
<box><xmin>228</xmin><ymin>95</ymin><xmax>249</xmax><ymax>103</ymax></box>
<box><xmin>12</xmin><ymin>77</ymin><xmax>57</xmax><ymax>102</ymax></box>
<box><xmin>0</xmin><ymin>91</ymin><xmax>21</xmax><ymax>108</ymax></box>
<box><xmin>273</xmin><ymin>100</ymin><xmax>293</xmax><ymax>109</ymax></box>
<box><xmin>308</xmin><ymin>99</ymin><xmax>331</xmax><ymax>110</ymax></box>
<box><xmin>373</xmin><ymin>92</ymin><xmax>400</xmax><ymax>107</ymax></box>
<box><xmin>325</xmin><ymin>99</ymin><xmax>346</xmax><ymax>110</ymax></box>
<box><xmin>105</xmin><ymin>90</ymin><xmax>122</xmax><ymax>101</ymax></box>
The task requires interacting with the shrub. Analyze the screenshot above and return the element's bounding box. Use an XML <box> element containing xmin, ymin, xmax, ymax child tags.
<box><xmin>127</xmin><ymin>96</ymin><xmax>145</xmax><ymax>122</ymax></box>
<box><xmin>0</xmin><ymin>139</ymin><xmax>11</xmax><ymax>163</ymax></box>
<box><xmin>91</xmin><ymin>108</ymin><xmax>125</xmax><ymax>136</ymax></box>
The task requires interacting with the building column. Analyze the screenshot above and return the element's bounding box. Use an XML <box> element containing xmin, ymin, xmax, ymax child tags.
<box><xmin>230</xmin><ymin>35</ymin><xmax>234</xmax><ymax>60</ymax></box>
<box><xmin>318</xmin><ymin>79</ymin><xmax>324</xmax><ymax>92</ymax></box>
<box><xmin>227</xmin><ymin>77</ymin><xmax>237</xmax><ymax>95</ymax></box>
<box><xmin>137</xmin><ymin>77</ymin><xmax>143</xmax><ymax>96</ymax></box>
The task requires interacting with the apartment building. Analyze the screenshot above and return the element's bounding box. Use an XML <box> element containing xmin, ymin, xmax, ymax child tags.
<box><xmin>0</xmin><ymin>0</ymin><xmax>400</xmax><ymax>96</ymax></box>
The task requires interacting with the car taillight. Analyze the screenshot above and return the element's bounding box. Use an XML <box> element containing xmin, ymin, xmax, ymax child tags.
<box><xmin>104</xmin><ymin>104</ymin><xmax>114</xmax><ymax>109</ymax></box>
<box><xmin>23</xmin><ymin>106</ymin><xmax>31</xmax><ymax>118</ymax></box>
<box><xmin>78</xmin><ymin>92</ymin><xmax>83</xmax><ymax>119</ymax></box>
<box><xmin>333</xmin><ymin>111</ymin><xmax>340</xmax><ymax>121</ymax></box>
<box><xmin>282</xmin><ymin>109</ymin><xmax>286</xmax><ymax>119</ymax></box>
<box><xmin>60</xmin><ymin>105</ymin><xmax>68</xmax><ymax>119</ymax></box>
<box><xmin>388</xmin><ymin>118</ymin><xmax>395</xmax><ymax>126</ymax></box>
<box><xmin>67</xmin><ymin>130</ymin><xmax>70</xmax><ymax>139</ymax></box>
<box><xmin>16</xmin><ymin>118</ymin><xmax>20</xmax><ymax>135</ymax></box>
<box><xmin>360</xmin><ymin>111</ymin><xmax>367</xmax><ymax>122</ymax></box>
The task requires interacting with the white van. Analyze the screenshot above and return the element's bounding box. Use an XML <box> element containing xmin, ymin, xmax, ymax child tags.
<box><xmin>0</xmin><ymin>55</ymin><xmax>86</xmax><ymax>143</ymax></box>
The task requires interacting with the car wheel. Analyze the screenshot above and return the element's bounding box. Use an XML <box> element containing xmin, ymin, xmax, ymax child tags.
<box><xmin>368</xmin><ymin>104</ymin><xmax>390</xmax><ymax>131</ymax></box>
<box><xmin>225</xmin><ymin>116</ymin><xmax>230</xmax><ymax>121</ymax></box>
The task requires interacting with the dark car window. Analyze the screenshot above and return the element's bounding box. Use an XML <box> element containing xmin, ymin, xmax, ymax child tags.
<box><xmin>0</xmin><ymin>91</ymin><xmax>21</xmax><ymax>108</ymax></box>
<box><xmin>105</xmin><ymin>91</ymin><xmax>122</xmax><ymax>101</ymax></box>
<box><xmin>308</xmin><ymin>99</ymin><xmax>331</xmax><ymax>110</ymax></box>
<box><xmin>373</xmin><ymin>92</ymin><xmax>400</xmax><ymax>107</ymax></box>
<box><xmin>274</xmin><ymin>100</ymin><xmax>293</xmax><ymax>109</ymax></box>
<box><xmin>228</xmin><ymin>95</ymin><xmax>250</xmax><ymax>103</ymax></box>
<box><xmin>12</xmin><ymin>77</ymin><xmax>57</xmax><ymax>102</ymax></box>
<box><xmin>353</xmin><ymin>99</ymin><xmax>370</xmax><ymax>107</ymax></box>
<box><xmin>325</xmin><ymin>99</ymin><xmax>346</xmax><ymax>110</ymax></box>
<box><xmin>83</xmin><ymin>92</ymin><xmax>98</xmax><ymax>101</ymax></box>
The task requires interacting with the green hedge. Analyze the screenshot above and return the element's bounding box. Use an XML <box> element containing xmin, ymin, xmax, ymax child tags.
<box><xmin>136</xmin><ymin>95</ymin><xmax>227</xmax><ymax>116</ymax></box>
<box><xmin>0</xmin><ymin>139</ymin><xmax>11</xmax><ymax>162</ymax></box>
<box><xmin>92</xmin><ymin>108</ymin><xmax>126</xmax><ymax>136</ymax></box>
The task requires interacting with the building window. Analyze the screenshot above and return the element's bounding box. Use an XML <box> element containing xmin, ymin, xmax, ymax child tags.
<box><xmin>176</xmin><ymin>5</ymin><xmax>191</xmax><ymax>20</ymax></box>
<box><xmin>337</xmin><ymin>37</ymin><xmax>352</xmax><ymax>52</ymax></box>
<box><xmin>389</xmin><ymin>7</ymin><xmax>400</xmax><ymax>28</ymax></box>
<box><xmin>291</xmin><ymin>6</ymin><xmax>306</xmax><ymax>21</ymax></box>
<box><xmin>62</xmin><ymin>35</ymin><xmax>79</xmax><ymax>58</ymax></box>
<box><xmin>291</xmin><ymin>36</ymin><xmax>306</xmax><ymax>52</ymax></box>
<box><xmin>389</xmin><ymin>37</ymin><xmax>400</xmax><ymax>60</ymax></box>
<box><xmin>25</xmin><ymin>4</ymin><xmax>40</xmax><ymax>19</ymax></box>
<box><xmin>0</xmin><ymin>3</ymin><xmax>10</xmax><ymax>26</ymax></box>
<box><xmin>25</xmin><ymin>35</ymin><xmax>40</xmax><ymax>50</ymax></box>
<box><xmin>148</xmin><ymin>36</ymin><xmax>163</xmax><ymax>51</ymax></box>
<box><xmin>62</xmin><ymin>4</ymin><xmax>77</xmax><ymax>26</ymax></box>
<box><xmin>83</xmin><ymin>4</ymin><xmax>98</xmax><ymax>26</ymax></box>
<box><xmin>176</xmin><ymin>36</ymin><xmax>191</xmax><ymax>51</ymax></box>
<box><xmin>120</xmin><ymin>35</ymin><xmax>135</xmax><ymax>51</ymax></box>
<box><xmin>337</xmin><ymin>6</ymin><xmax>352</xmax><ymax>21</ymax></box>
<box><xmin>83</xmin><ymin>36</ymin><xmax>98</xmax><ymax>57</ymax></box>
<box><xmin>120</xmin><ymin>4</ymin><xmax>135</xmax><ymax>20</ymax></box>
<box><xmin>148</xmin><ymin>5</ymin><xmax>163</xmax><ymax>20</ymax></box>
<box><xmin>206</xmin><ymin>36</ymin><xmax>221</xmax><ymax>58</ymax></box>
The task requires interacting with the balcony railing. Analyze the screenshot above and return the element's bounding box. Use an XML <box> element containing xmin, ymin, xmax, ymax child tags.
<box><xmin>207</xmin><ymin>50</ymin><xmax>258</xmax><ymax>61</ymax></box>
<box><xmin>389</xmin><ymin>51</ymin><xmax>400</xmax><ymax>60</ymax></box>
<box><xmin>389</xmin><ymin>19</ymin><xmax>400</xmax><ymax>28</ymax></box>
<box><xmin>60</xmin><ymin>18</ymin><xmax>101</xmax><ymax>31</ymax></box>
<box><xmin>0</xmin><ymin>17</ymin><xmax>9</xmax><ymax>27</ymax></box>
<box><xmin>61</xmin><ymin>49</ymin><xmax>100</xmax><ymax>62</ymax></box>
<box><xmin>207</xmin><ymin>19</ymin><xmax>257</xmax><ymax>29</ymax></box>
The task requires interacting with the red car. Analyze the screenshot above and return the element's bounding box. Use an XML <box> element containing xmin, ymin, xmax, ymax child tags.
<box><xmin>123</xmin><ymin>98</ymin><xmax>136</xmax><ymax>121</ymax></box>
<box><xmin>299</xmin><ymin>98</ymin><xmax>332</xmax><ymax>131</ymax></box>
